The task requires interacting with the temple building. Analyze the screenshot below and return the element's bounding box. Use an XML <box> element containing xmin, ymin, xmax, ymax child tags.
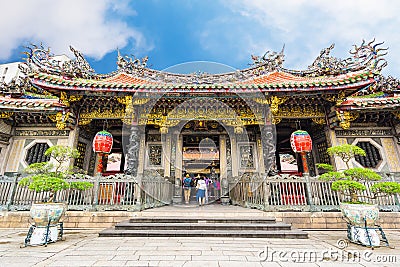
<box><xmin>0</xmin><ymin>40</ymin><xmax>400</xmax><ymax>204</ymax></box>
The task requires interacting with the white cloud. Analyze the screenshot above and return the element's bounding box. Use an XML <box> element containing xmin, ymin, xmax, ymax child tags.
<box><xmin>0</xmin><ymin>0</ymin><xmax>151</xmax><ymax>61</ymax></box>
<box><xmin>203</xmin><ymin>0</ymin><xmax>400</xmax><ymax>76</ymax></box>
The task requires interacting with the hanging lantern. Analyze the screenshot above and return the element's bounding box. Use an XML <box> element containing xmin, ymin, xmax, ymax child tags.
<box><xmin>93</xmin><ymin>130</ymin><xmax>113</xmax><ymax>154</ymax></box>
<box><xmin>290</xmin><ymin>130</ymin><xmax>312</xmax><ymax>153</ymax></box>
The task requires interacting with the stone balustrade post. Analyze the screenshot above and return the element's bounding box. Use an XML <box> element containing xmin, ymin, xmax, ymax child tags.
<box><xmin>6</xmin><ymin>174</ymin><xmax>19</xmax><ymax>211</ymax></box>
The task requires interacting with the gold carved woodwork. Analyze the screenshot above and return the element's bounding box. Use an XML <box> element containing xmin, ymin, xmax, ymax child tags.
<box><xmin>115</xmin><ymin>95</ymin><xmax>137</xmax><ymax>124</ymax></box>
<box><xmin>0</xmin><ymin>112</ymin><xmax>14</xmax><ymax>119</ymax></box>
<box><xmin>273</xmin><ymin>105</ymin><xmax>325</xmax><ymax>118</ymax></box>
<box><xmin>78</xmin><ymin>118</ymin><xmax>92</xmax><ymax>125</ymax></box>
<box><xmin>59</xmin><ymin>92</ymin><xmax>82</xmax><ymax>107</ymax></box>
<box><xmin>48</xmin><ymin>111</ymin><xmax>70</xmax><ymax>130</ymax></box>
<box><xmin>272</xmin><ymin>117</ymin><xmax>282</xmax><ymax>124</ymax></box>
<box><xmin>311</xmin><ymin>117</ymin><xmax>326</xmax><ymax>125</ymax></box>
<box><xmin>116</xmin><ymin>95</ymin><xmax>132</xmax><ymax>106</ymax></box>
<box><xmin>270</xmin><ymin>96</ymin><xmax>288</xmax><ymax>115</ymax></box>
<box><xmin>336</xmin><ymin>110</ymin><xmax>359</xmax><ymax>129</ymax></box>
<box><xmin>139</xmin><ymin>104</ymin><xmax>264</xmax><ymax>128</ymax></box>
<box><xmin>133</xmin><ymin>98</ymin><xmax>150</xmax><ymax>105</ymax></box>
<box><xmin>78</xmin><ymin>108</ymin><xmax>125</xmax><ymax>125</ymax></box>
<box><xmin>253</xmin><ymin>96</ymin><xmax>288</xmax><ymax>115</ymax></box>
<box><xmin>234</xmin><ymin>126</ymin><xmax>244</xmax><ymax>134</ymax></box>
<box><xmin>393</xmin><ymin>111</ymin><xmax>400</xmax><ymax>120</ymax></box>
<box><xmin>335</xmin><ymin>91</ymin><xmax>346</xmax><ymax>106</ymax></box>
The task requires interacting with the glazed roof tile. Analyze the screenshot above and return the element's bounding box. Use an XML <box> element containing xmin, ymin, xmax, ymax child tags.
<box><xmin>30</xmin><ymin>69</ymin><xmax>375</xmax><ymax>93</ymax></box>
<box><xmin>339</xmin><ymin>96</ymin><xmax>400</xmax><ymax>110</ymax></box>
<box><xmin>0</xmin><ymin>96</ymin><xmax>65</xmax><ymax>111</ymax></box>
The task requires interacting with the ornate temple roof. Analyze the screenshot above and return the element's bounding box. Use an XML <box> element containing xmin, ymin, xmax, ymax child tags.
<box><xmin>18</xmin><ymin>40</ymin><xmax>388</xmax><ymax>94</ymax></box>
<box><xmin>29</xmin><ymin>69</ymin><xmax>375</xmax><ymax>93</ymax></box>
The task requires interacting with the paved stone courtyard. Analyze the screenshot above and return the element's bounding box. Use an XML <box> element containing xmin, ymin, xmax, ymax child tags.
<box><xmin>0</xmin><ymin>228</ymin><xmax>399</xmax><ymax>266</ymax></box>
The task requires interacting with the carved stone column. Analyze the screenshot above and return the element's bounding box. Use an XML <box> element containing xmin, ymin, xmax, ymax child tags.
<box><xmin>136</xmin><ymin>130</ymin><xmax>146</xmax><ymax>176</ymax></box>
<box><xmin>260</xmin><ymin>125</ymin><xmax>276</xmax><ymax>174</ymax></box>
<box><xmin>125</xmin><ymin>125</ymin><xmax>140</xmax><ymax>176</ymax></box>
<box><xmin>175</xmin><ymin>132</ymin><xmax>183</xmax><ymax>179</ymax></box>
<box><xmin>173</xmin><ymin>133</ymin><xmax>183</xmax><ymax>204</ymax></box>
<box><xmin>219</xmin><ymin>135</ymin><xmax>227</xmax><ymax>179</ymax></box>
<box><xmin>257</xmin><ymin>136</ymin><xmax>265</xmax><ymax>175</ymax></box>
<box><xmin>163</xmin><ymin>133</ymin><xmax>172</xmax><ymax>178</ymax></box>
<box><xmin>230</xmin><ymin>134</ymin><xmax>239</xmax><ymax>177</ymax></box>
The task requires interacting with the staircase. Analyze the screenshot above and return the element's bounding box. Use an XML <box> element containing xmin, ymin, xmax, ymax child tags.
<box><xmin>99</xmin><ymin>206</ymin><xmax>308</xmax><ymax>239</ymax></box>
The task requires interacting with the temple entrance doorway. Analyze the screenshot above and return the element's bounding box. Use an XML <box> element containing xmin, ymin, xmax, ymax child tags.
<box><xmin>180</xmin><ymin>121</ymin><xmax>223</xmax><ymax>204</ymax></box>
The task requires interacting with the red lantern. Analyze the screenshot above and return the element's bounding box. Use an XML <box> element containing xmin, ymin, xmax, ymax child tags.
<box><xmin>290</xmin><ymin>130</ymin><xmax>312</xmax><ymax>175</ymax></box>
<box><xmin>93</xmin><ymin>130</ymin><xmax>113</xmax><ymax>154</ymax></box>
<box><xmin>290</xmin><ymin>130</ymin><xmax>312</xmax><ymax>153</ymax></box>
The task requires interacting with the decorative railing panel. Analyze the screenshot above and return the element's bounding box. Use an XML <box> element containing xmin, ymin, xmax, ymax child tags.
<box><xmin>0</xmin><ymin>174</ymin><xmax>171</xmax><ymax>212</ymax></box>
<box><xmin>229</xmin><ymin>174</ymin><xmax>400</xmax><ymax>212</ymax></box>
<box><xmin>1</xmin><ymin>173</ymin><xmax>399</xmax><ymax>212</ymax></box>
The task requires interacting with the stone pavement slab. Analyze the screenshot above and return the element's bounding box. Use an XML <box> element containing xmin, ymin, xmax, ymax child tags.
<box><xmin>0</xmin><ymin>228</ymin><xmax>399</xmax><ymax>266</ymax></box>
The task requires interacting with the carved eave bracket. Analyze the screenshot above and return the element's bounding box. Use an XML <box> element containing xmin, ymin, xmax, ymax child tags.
<box><xmin>116</xmin><ymin>95</ymin><xmax>139</xmax><ymax>125</ymax></box>
<box><xmin>270</xmin><ymin>105</ymin><xmax>325</xmax><ymax>125</ymax></box>
<box><xmin>48</xmin><ymin>111</ymin><xmax>71</xmax><ymax>130</ymax></box>
<box><xmin>393</xmin><ymin>111</ymin><xmax>400</xmax><ymax>120</ymax></box>
<box><xmin>0</xmin><ymin>112</ymin><xmax>14</xmax><ymax>119</ymax></box>
<box><xmin>253</xmin><ymin>96</ymin><xmax>288</xmax><ymax>116</ymax></box>
<box><xmin>78</xmin><ymin>108</ymin><xmax>125</xmax><ymax>126</ymax></box>
<box><xmin>336</xmin><ymin>110</ymin><xmax>359</xmax><ymax>129</ymax></box>
<box><xmin>59</xmin><ymin>92</ymin><xmax>83</xmax><ymax>107</ymax></box>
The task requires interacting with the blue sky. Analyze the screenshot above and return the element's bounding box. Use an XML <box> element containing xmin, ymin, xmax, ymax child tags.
<box><xmin>1</xmin><ymin>0</ymin><xmax>400</xmax><ymax>76</ymax></box>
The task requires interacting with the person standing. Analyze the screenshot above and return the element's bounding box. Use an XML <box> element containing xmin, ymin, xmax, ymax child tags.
<box><xmin>196</xmin><ymin>177</ymin><xmax>207</xmax><ymax>206</ymax></box>
<box><xmin>183</xmin><ymin>174</ymin><xmax>192</xmax><ymax>204</ymax></box>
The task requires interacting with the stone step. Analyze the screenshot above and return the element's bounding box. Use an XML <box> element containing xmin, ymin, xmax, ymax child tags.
<box><xmin>115</xmin><ymin>221</ymin><xmax>291</xmax><ymax>231</ymax></box>
<box><xmin>99</xmin><ymin>229</ymin><xmax>308</xmax><ymax>239</ymax></box>
<box><xmin>128</xmin><ymin>217</ymin><xmax>277</xmax><ymax>224</ymax></box>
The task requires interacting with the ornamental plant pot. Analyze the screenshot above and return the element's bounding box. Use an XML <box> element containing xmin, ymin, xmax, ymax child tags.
<box><xmin>339</xmin><ymin>203</ymin><xmax>379</xmax><ymax>227</ymax></box>
<box><xmin>30</xmin><ymin>202</ymin><xmax>67</xmax><ymax>227</ymax></box>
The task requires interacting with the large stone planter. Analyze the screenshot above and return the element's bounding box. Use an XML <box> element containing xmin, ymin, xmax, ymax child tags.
<box><xmin>340</xmin><ymin>203</ymin><xmax>379</xmax><ymax>227</ymax></box>
<box><xmin>30</xmin><ymin>203</ymin><xmax>67</xmax><ymax>227</ymax></box>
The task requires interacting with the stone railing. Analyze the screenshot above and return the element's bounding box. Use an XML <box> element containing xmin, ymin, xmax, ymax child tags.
<box><xmin>229</xmin><ymin>173</ymin><xmax>400</xmax><ymax>212</ymax></box>
<box><xmin>0</xmin><ymin>173</ymin><xmax>173</xmax><ymax>212</ymax></box>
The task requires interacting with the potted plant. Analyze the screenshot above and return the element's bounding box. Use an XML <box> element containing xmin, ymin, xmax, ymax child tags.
<box><xmin>318</xmin><ymin>144</ymin><xmax>400</xmax><ymax>227</ymax></box>
<box><xmin>19</xmin><ymin>145</ymin><xmax>93</xmax><ymax>227</ymax></box>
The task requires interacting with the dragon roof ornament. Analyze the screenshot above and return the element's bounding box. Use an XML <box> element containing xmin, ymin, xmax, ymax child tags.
<box><xmin>305</xmin><ymin>39</ymin><xmax>388</xmax><ymax>76</ymax></box>
<box><xmin>374</xmin><ymin>75</ymin><xmax>400</xmax><ymax>94</ymax></box>
<box><xmin>21</xmin><ymin>43</ymin><xmax>95</xmax><ymax>79</ymax></box>
<box><xmin>250</xmin><ymin>45</ymin><xmax>285</xmax><ymax>71</ymax></box>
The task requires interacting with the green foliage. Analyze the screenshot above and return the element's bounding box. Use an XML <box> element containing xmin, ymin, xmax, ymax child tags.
<box><xmin>319</xmin><ymin>171</ymin><xmax>344</xmax><ymax>181</ymax></box>
<box><xmin>327</xmin><ymin>144</ymin><xmax>366</xmax><ymax>169</ymax></box>
<box><xmin>316</xmin><ymin>163</ymin><xmax>334</xmax><ymax>172</ymax></box>
<box><xmin>69</xmin><ymin>181</ymin><xmax>93</xmax><ymax>191</ymax></box>
<box><xmin>332</xmin><ymin>180</ymin><xmax>366</xmax><ymax>192</ymax></box>
<box><xmin>45</xmin><ymin>145</ymin><xmax>80</xmax><ymax>160</ymax></box>
<box><xmin>18</xmin><ymin>145</ymin><xmax>93</xmax><ymax>202</ymax></box>
<box><xmin>343</xmin><ymin>168</ymin><xmax>381</xmax><ymax>182</ymax></box>
<box><xmin>23</xmin><ymin>162</ymin><xmax>53</xmax><ymax>174</ymax></box>
<box><xmin>19</xmin><ymin>174</ymin><xmax>69</xmax><ymax>193</ymax></box>
<box><xmin>371</xmin><ymin>182</ymin><xmax>400</xmax><ymax>195</ymax></box>
<box><xmin>319</xmin><ymin>144</ymin><xmax>400</xmax><ymax>203</ymax></box>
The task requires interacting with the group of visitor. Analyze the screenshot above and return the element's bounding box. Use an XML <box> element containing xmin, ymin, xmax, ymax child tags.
<box><xmin>182</xmin><ymin>173</ymin><xmax>221</xmax><ymax>205</ymax></box>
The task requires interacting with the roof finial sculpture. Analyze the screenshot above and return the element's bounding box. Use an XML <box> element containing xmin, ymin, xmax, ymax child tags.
<box><xmin>306</xmin><ymin>39</ymin><xmax>388</xmax><ymax>76</ymax></box>
<box><xmin>250</xmin><ymin>45</ymin><xmax>285</xmax><ymax>71</ymax></box>
<box><xmin>117</xmin><ymin>52</ymin><xmax>149</xmax><ymax>75</ymax></box>
<box><xmin>21</xmin><ymin>44</ymin><xmax>95</xmax><ymax>79</ymax></box>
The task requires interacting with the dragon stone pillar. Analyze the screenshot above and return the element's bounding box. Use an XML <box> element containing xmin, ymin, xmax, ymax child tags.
<box><xmin>125</xmin><ymin>125</ymin><xmax>140</xmax><ymax>176</ymax></box>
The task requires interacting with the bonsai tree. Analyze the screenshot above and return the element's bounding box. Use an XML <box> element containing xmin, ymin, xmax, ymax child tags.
<box><xmin>19</xmin><ymin>145</ymin><xmax>93</xmax><ymax>202</ymax></box>
<box><xmin>318</xmin><ymin>144</ymin><xmax>400</xmax><ymax>204</ymax></box>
